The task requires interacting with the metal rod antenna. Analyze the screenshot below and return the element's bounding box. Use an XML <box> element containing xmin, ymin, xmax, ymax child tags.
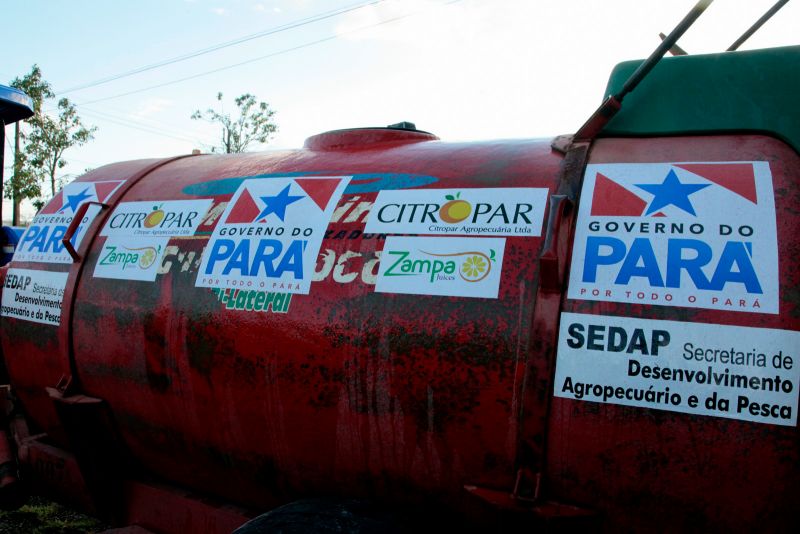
<box><xmin>727</xmin><ymin>0</ymin><xmax>790</xmax><ymax>51</ymax></box>
<box><xmin>658</xmin><ymin>33</ymin><xmax>688</xmax><ymax>56</ymax></box>
<box><xmin>572</xmin><ymin>0</ymin><xmax>713</xmax><ymax>142</ymax></box>
<box><xmin>616</xmin><ymin>0</ymin><xmax>713</xmax><ymax>99</ymax></box>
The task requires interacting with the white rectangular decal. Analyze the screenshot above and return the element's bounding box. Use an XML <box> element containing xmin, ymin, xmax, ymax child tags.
<box><xmin>375</xmin><ymin>236</ymin><xmax>505</xmax><ymax>298</ymax></box>
<box><xmin>567</xmin><ymin>162</ymin><xmax>778</xmax><ymax>313</ymax></box>
<box><xmin>554</xmin><ymin>313</ymin><xmax>800</xmax><ymax>426</ymax></box>
<box><xmin>196</xmin><ymin>176</ymin><xmax>351</xmax><ymax>294</ymax></box>
<box><xmin>13</xmin><ymin>180</ymin><xmax>125</xmax><ymax>264</ymax></box>
<box><xmin>93</xmin><ymin>236</ymin><xmax>167</xmax><ymax>281</ymax></box>
<box><xmin>1</xmin><ymin>268</ymin><xmax>68</xmax><ymax>326</ymax></box>
<box><xmin>101</xmin><ymin>199</ymin><xmax>213</xmax><ymax>237</ymax></box>
<box><xmin>365</xmin><ymin>188</ymin><xmax>549</xmax><ymax>236</ymax></box>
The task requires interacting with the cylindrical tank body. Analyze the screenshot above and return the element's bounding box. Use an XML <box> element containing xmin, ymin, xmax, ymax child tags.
<box><xmin>2</xmin><ymin>130</ymin><xmax>563</xmax><ymax>510</ymax></box>
<box><xmin>0</xmin><ymin>129</ymin><xmax>797</xmax><ymax>530</ymax></box>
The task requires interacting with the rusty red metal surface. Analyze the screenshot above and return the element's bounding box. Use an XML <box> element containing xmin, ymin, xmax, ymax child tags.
<box><xmin>0</xmin><ymin>130</ymin><xmax>797</xmax><ymax>531</ymax></box>
<box><xmin>548</xmin><ymin>135</ymin><xmax>800</xmax><ymax>531</ymax></box>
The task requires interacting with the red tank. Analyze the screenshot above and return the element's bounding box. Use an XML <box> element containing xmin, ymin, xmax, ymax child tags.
<box><xmin>0</xmin><ymin>44</ymin><xmax>798</xmax><ymax>534</ymax></box>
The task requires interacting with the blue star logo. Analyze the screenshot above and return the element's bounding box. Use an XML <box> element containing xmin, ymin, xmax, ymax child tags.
<box><xmin>58</xmin><ymin>187</ymin><xmax>93</xmax><ymax>213</ymax></box>
<box><xmin>636</xmin><ymin>170</ymin><xmax>710</xmax><ymax>216</ymax></box>
<box><xmin>256</xmin><ymin>184</ymin><xmax>304</xmax><ymax>222</ymax></box>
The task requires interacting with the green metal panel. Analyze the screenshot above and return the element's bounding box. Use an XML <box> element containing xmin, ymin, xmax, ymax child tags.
<box><xmin>602</xmin><ymin>46</ymin><xmax>799</xmax><ymax>153</ymax></box>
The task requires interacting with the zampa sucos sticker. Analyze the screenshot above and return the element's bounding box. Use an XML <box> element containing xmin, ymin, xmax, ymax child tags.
<box><xmin>93</xmin><ymin>236</ymin><xmax>165</xmax><ymax>281</ymax></box>
<box><xmin>197</xmin><ymin>176</ymin><xmax>351</xmax><ymax>294</ymax></box>
<box><xmin>14</xmin><ymin>180</ymin><xmax>125</xmax><ymax>263</ymax></box>
<box><xmin>93</xmin><ymin>199</ymin><xmax>213</xmax><ymax>281</ymax></box>
<box><xmin>568</xmin><ymin>162</ymin><xmax>779</xmax><ymax>313</ymax></box>
<box><xmin>376</xmin><ymin>236</ymin><xmax>506</xmax><ymax>298</ymax></box>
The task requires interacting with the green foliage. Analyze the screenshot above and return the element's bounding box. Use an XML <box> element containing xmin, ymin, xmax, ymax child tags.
<box><xmin>0</xmin><ymin>496</ymin><xmax>105</xmax><ymax>533</ymax></box>
<box><xmin>26</xmin><ymin>97</ymin><xmax>96</xmax><ymax>197</ymax></box>
<box><xmin>31</xmin><ymin>199</ymin><xmax>46</xmax><ymax>212</ymax></box>
<box><xmin>6</xmin><ymin>65</ymin><xmax>96</xmax><ymax>204</ymax></box>
<box><xmin>8</xmin><ymin>152</ymin><xmax>41</xmax><ymax>200</ymax></box>
<box><xmin>5</xmin><ymin>65</ymin><xmax>53</xmax><ymax>202</ymax></box>
<box><xmin>191</xmin><ymin>92</ymin><xmax>277</xmax><ymax>153</ymax></box>
<box><xmin>10</xmin><ymin>64</ymin><xmax>52</xmax><ymax>115</ymax></box>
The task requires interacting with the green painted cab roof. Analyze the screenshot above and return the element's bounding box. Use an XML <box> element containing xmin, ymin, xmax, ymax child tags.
<box><xmin>602</xmin><ymin>45</ymin><xmax>799</xmax><ymax>153</ymax></box>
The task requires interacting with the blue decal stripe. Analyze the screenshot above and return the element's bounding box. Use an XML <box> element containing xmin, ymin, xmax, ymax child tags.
<box><xmin>182</xmin><ymin>172</ymin><xmax>439</xmax><ymax>196</ymax></box>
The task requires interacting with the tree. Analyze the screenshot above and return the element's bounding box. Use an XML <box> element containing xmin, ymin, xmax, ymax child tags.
<box><xmin>8</xmin><ymin>65</ymin><xmax>54</xmax><ymax>224</ymax></box>
<box><xmin>26</xmin><ymin>98</ymin><xmax>96</xmax><ymax>197</ymax></box>
<box><xmin>6</xmin><ymin>65</ymin><xmax>96</xmax><ymax>221</ymax></box>
<box><xmin>10</xmin><ymin>152</ymin><xmax>41</xmax><ymax>201</ymax></box>
<box><xmin>191</xmin><ymin>92</ymin><xmax>277</xmax><ymax>153</ymax></box>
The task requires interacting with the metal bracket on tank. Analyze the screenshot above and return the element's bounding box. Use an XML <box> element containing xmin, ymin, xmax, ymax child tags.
<box><xmin>55</xmin><ymin>154</ymin><xmax>200</xmax><ymax>400</ymax></box>
<box><xmin>55</xmin><ymin>374</ymin><xmax>74</xmax><ymax>395</ymax></box>
<box><xmin>61</xmin><ymin>201</ymin><xmax>108</xmax><ymax>262</ymax></box>
<box><xmin>464</xmin><ymin>470</ymin><xmax>597</xmax><ymax>528</ymax></box>
<box><xmin>46</xmin><ymin>387</ymin><xmax>128</xmax><ymax>524</ymax></box>
<box><xmin>539</xmin><ymin>195</ymin><xmax>574</xmax><ymax>292</ymax></box>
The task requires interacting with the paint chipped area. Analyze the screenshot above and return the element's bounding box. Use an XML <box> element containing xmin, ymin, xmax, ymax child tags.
<box><xmin>69</xmin><ymin>225</ymin><xmax>540</xmax><ymax>507</ymax></box>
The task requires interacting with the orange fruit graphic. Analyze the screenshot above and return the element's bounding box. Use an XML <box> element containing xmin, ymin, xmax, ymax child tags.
<box><xmin>461</xmin><ymin>255</ymin><xmax>488</xmax><ymax>279</ymax></box>
<box><xmin>458</xmin><ymin>249</ymin><xmax>496</xmax><ymax>283</ymax></box>
<box><xmin>144</xmin><ymin>205</ymin><xmax>165</xmax><ymax>228</ymax></box>
<box><xmin>439</xmin><ymin>193</ymin><xmax>471</xmax><ymax>223</ymax></box>
<box><xmin>139</xmin><ymin>248</ymin><xmax>157</xmax><ymax>268</ymax></box>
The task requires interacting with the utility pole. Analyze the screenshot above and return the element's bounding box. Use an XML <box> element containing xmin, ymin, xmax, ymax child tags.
<box><xmin>12</xmin><ymin>122</ymin><xmax>20</xmax><ymax>225</ymax></box>
<box><xmin>0</xmin><ymin>84</ymin><xmax>33</xmax><ymax>230</ymax></box>
<box><xmin>0</xmin><ymin>118</ymin><xmax>4</xmax><ymax>226</ymax></box>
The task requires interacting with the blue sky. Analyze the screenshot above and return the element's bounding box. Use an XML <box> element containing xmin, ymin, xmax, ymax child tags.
<box><xmin>2</xmin><ymin>0</ymin><xmax>798</xmax><ymax>221</ymax></box>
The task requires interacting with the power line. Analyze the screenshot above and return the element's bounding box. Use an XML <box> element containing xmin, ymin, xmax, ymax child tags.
<box><xmin>76</xmin><ymin>0</ymin><xmax>463</xmax><ymax>107</ymax></box>
<box><xmin>79</xmin><ymin>109</ymin><xmax>209</xmax><ymax>145</ymax></box>
<box><xmin>40</xmin><ymin>99</ymin><xmax>214</xmax><ymax>141</ymax></box>
<box><xmin>51</xmin><ymin>98</ymin><xmax>221</xmax><ymax>146</ymax></box>
<box><xmin>82</xmin><ymin>107</ymin><xmax>216</xmax><ymax>144</ymax></box>
<box><xmin>56</xmin><ymin>0</ymin><xmax>387</xmax><ymax>95</ymax></box>
<box><xmin>60</xmin><ymin>157</ymin><xmax>101</xmax><ymax>168</ymax></box>
<box><xmin>28</xmin><ymin>98</ymin><xmax>217</xmax><ymax>145</ymax></box>
<box><xmin>87</xmin><ymin>103</ymin><xmax>206</xmax><ymax>137</ymax></box>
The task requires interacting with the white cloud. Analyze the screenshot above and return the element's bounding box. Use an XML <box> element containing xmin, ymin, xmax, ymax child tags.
<box><xmin>130</xmin><ymin>98</ymin><xmax>173</xmax><ymax>120</ymax></box>
<box><xmin>211</xmin><ymin>7</ymin><xmax>228</xmax><ymax>16</ymax></box>
<box><xmin>335</xmin><ymin>0</ymin><xmax>456</xmax><ymax>43</ymax></box>
<box><xmin>252</xmin><ymin>2</ymin><xmax>280</xmax><ymax>13</ymax></box>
